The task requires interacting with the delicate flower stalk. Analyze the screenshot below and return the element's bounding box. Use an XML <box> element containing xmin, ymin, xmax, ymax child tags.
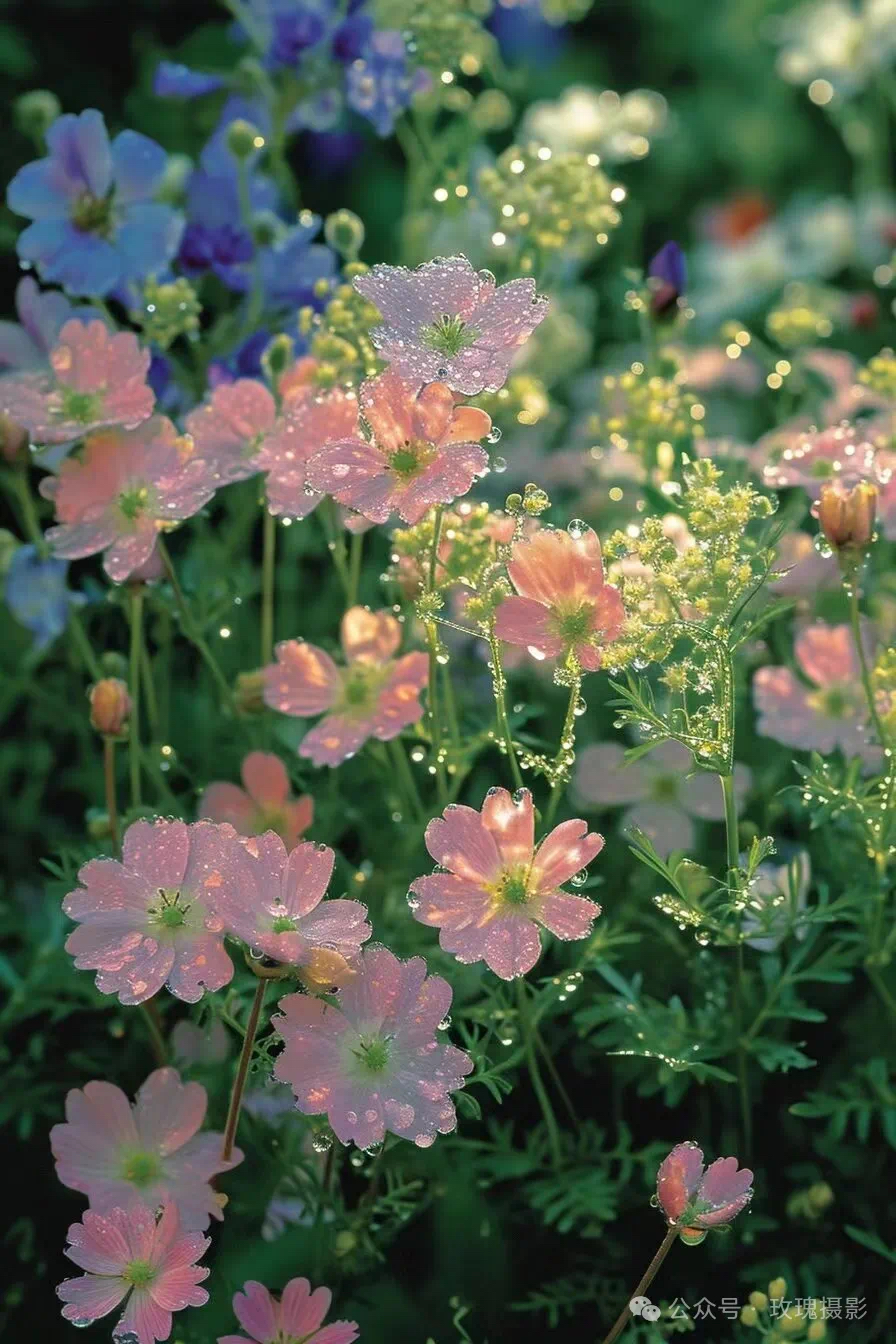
<box><xmin>348</xmin><ymin>528</ymin><xmax>363</xmax><ymax>607</ymax></box>
<box><xmin>721</xmin><ymin>770</ymin><xmax>752</xmax><ymax>1157</ymax></box>
<box><xmin>386</xmin><ymin>737</ymin><xmax>425</xmax><ymax>824</ymax></box>
<box><xmin>425</xmin><ymin>505</ymin><xmax>449</xmax><ymax>805</ymax></box>
<box><xmin>157</xmin><ymin>537</ymin><xmax>234</xmax><ymax>709</ymax></box>
<box><xmin>601</xmin><ymin>1225</ymin><xmax>679</xmax><ymax>1344</ymax></box>
<box><xmin>128</xmin><ymin>586</ymin><xmax>143</xmax><ymax>811</ymax></box>
<box><xmin>544</xmin><ymin>671</ymin><xmax>582</xmax><ymax>829</ymax></box>
<box><xmin>517</xmin><ymin>979</ymin><xmax>563</xmax><ymax>1169</ymax></box>
<box><xmin>261</xmin><ymin>507</ymin><xmax>276</xmax><ymax>665</ymax></box>
<box><xmin>103</xmin><ymin>737</ymin><xmax>120</xmax><ymax>850</ymax></box>
<box><xmin>141</xmin><ymin>1000</ymin><xmax>168</xmax><ymax>1068</ymax></box>
<box><xmin>221</xmin><ymin>977</ymin><xmax>267</xmax><ymax>1164</ymax></box>
<box><xmin>12</xmin><ymin>460</ymin><xmax>46</xmax><ymax>554</ymax></box>
<box><xmin>487</xmin><ymin>621</ymin><xmax>525</xmax><ymax>793</ymax></box>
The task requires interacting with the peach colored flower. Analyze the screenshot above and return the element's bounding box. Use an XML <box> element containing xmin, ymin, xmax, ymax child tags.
<box><xmin>185</xmin><ymin>378</ymin><xmax>276</xmax><ymax>484</ymax></box>
<box><xmin>656</xmin><ymin>1141</ymin><xmax>753</xmax><ymax>1242</ymax></box>
<box><xmin>495</xmin><ymin>526</ymin><xmax>623</xmax><ymax>671</ymax></box>
<box><xmin>264</xmin><ymin>607</ymin><xmax>428</xmax><ymax>767</ymax></box>
<box><xmin>218</xmin><ymin>1278</ymin><xmax>358</xmax><ymax>1344</ymax></box>
<box><xmin>199</xmin><ymin>751</ymin><xmax>313</xmax><ymax>851</ymax></box>
<box><xmin>256</xmin><ymin>384</ymin><xmax>359</xmax><ymax>519</ymax></box>
<box><xmin>409</xmin><ymin>787</ymin><xmax>604</xmax><ymax>979</ymax></box>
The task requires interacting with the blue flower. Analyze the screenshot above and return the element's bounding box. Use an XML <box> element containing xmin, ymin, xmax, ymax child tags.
<box><xmin>153</xmin><ymin>62</ymin><xmax>227</xmax><ymax>99</ymax></box>
<box><xmin>179</xmin><ymin>166</ymin><xmax>278</xmax><ymax>285</ymax></box>
<box><xmin>648</xmin><ymin>241</ymin><xmax>687</xmax><ymax>316</ymax></box>
<box><xmin>7</xmin><ymin>109</ymin><xmax>184</xmax><ymax>298</ymax></box>
<box><xmin>5</xmin><ymin>544</ymin><xmax>85</xmax><ymax>650</ymax></box>
<box><xmin>223</xmin><ymin>212</ymin><xmax>336</xmax><ymax>309</ymax></box>
<box><xmin>346</xmin><ymin>30</ymin><xmax>432</xmax><ymax>137</ymax></box>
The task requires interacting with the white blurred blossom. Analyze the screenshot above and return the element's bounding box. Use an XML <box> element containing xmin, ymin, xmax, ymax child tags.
<box><xmin>521</xmin><ymin>84</ymin><xmax>668</xmax><ymax>161</ymax></box>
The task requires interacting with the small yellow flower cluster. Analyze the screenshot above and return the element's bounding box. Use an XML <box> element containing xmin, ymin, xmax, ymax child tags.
<box><xmin>858</xmin><ymin>346</ymin><xmax>896</xmax><ymax>398</ymax></box>
<box><xmin>298</xmin><ymin>263</ymin><xmax>383</xmax><ymax>387</ymax></box>
<box><xmin>137</xmin><ymin>277</ymin><xmax>201</xmax><ymax>350</ymax></box>
<box><xmin>786</xmin><ymin>1181</ymin><xmax>834</xmax><ymax>1221</ymax></box>
<box><xmin>740</xmin><ymin>1279</ymin><xmax>828</xmax><ymax>1339</ymax></box>
<box><xmin>478</xmin><ymin>142</ymin><xmax>622</xmax><ymax>270</ymax></box>
<box><xmin>872</xmin><ymin>646</ymin><xmax>896</xmax><ymax>732</ymax></box>
<box><xmin>390</xmin><ymin>501</ymin><xmax>512</xmax><ymax>599</ymax></box>
<box><xmin>373</xmin><ymin>0</ymin><xmax>493</xmax><ymax>75</ymax></box>
<box><xmin>765</xmin><ymin>283</ymin><xmax>838</xmax><ymax>348</ymax></box>
<box><xmin>594</xmin><ymin>361</ymin><xmax>704</xmax><ymax>471</ymax></box>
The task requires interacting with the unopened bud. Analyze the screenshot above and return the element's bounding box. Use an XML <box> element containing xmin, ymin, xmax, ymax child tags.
<box><xmin>235</xmin><ymin>669</ymin><xmax>267</xmax><ymax>716</ymax></box>
<box><xmin>89</xmin><ymin>679</ymin><xmax>131</xmax><ymax>736</ymax></box>
<box><xmin>226</xmin><ymin>118</ymin><xmax>264</xmax><ymax>161</ymax></box>
<box><xmin>263</xmin><ymin>334</ymin><xmax>295</xmax><ymax>385</ymax></box>
<box><xmin>807</xmin><ymin>1181</ymin><xmax>834</xmax><ymax>1212</ymax></box>
<box><xmin>749</xmin><ymin>1291</ymin><xmax>768</xmax><ymax>1311</ymax></box>
<box><xmin>15</xmin><ymin>89</ymin><xmax>61</xmax><ymax>143</ymax></box>
<box><xmin>768</xmin><ymin>1278</ymin><xmax>787</xmax><ymax>1301</ymax></box>
<box><xmin>324</xmin><ymin>209</ymin><xmax>365</xmax><ymax>260</ymax></box>
<box><xmin>807</xmin><ymin>1320</ymin><xmax>826</xmax><ymax>1340</ymax></box>
<box><xmin>815</xmin><ymin>480</ymin><xmax>877</xmax><ymax>555</ymax></box>
<box><xmin>740</xmin><ymin>1305</ymin><xmax>759</xmax><ymax>1327</ymax></box>
<box><xmin>778</xmin><ymin>1306</ymin><xmax>807</xmax><ymax>1336</ymax></box>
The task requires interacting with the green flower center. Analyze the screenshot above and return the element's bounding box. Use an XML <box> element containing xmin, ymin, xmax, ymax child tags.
<box><xmin>148</xmin><ymin>888</ymin><xmax>192</xmax><ymax>930</ymax></box>
<box><xmin>118</xmin><ymin>484</ymin><xmax>152</xmax><ymax>523</ymax></box>
<box><xmin>809</xmin><ymin>684</ymin><xmax>853</xmax><ymax>719</ymax></box>
<box><xmin>495</xmin><ymin>866</ymin><xmax>532</xmax><ymax>907</ymax></box>
<box><xmin>553</xmin><ymin>602</ymin><xmax>594</xmax><ymax>646</ymax></box>
<box><xmin>337</xmin><ymin>664</ymin><xmax>387</xmax><ymax>718</ymax></box>
<box><xmin>121</xmin><ymin>1151</ymin><xmax>161</xmax><ymax>1187</ymax></box>
<box><xmin>808</xmin><ymin>457</ymin><xmax>837</xmax><ymax>479</ymax></box>
<box><xmin>650</xmin><ymin>774</ymin><xmax>678</xmax><ymax>802</ymax></box>
<box><xmin>353</xmin><ymin>1034</ymin><xmax>392</xmax><ymax>1075</ymax></box>
<box><xmin>58</xmin><ymin>387</ymin><xmax>101</xmax><ymax>425</ymax></box>
<box><xmin>123</xmin><ymin>1258</ymin><xmax>156</xmax><ymax>1288</ymax></box>
<box><xmin>71</xmin><ymin>191</ymin><xmax>115</xmax><ymax>237</ymax></box>
<box><xmin>272</xmin><ymin>913</ymin><xmax>297</xmax><ymax>933</ymax></box>
<box><xmin>422</xmin><ymin>313</ymin><xmax>478</xmax><ymax>359</ymax></box>
<box><xmin>388</xmin><ymin>439</ymin><xmax>436</xmax><ymax>481</ymax></box>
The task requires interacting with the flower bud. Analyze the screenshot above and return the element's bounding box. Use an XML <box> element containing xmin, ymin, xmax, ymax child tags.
<box><xmin>807</xmin><ymin>1320</ymin><xmax>826</xmax><ymax>1340</ymax></box>
<box><xmin>263</xmin><ymin>334</ymin><xmax>295</xmax><ymax>385</ymax></box>
<box><xmin>226</xmin><ymin>118</ymin><xmax>264</xmax><ymax>161</ymax></box>
<box><xmin>768</xmin><ymin>1278</ymin><xmax>787</xmax><ymax>1301</ymax></box>
<box><xmin>90</xmin><ymin>679</ymin><xmax>131</xmax><ymax>736</ymax></box>
<box><xmin>15</xmin><ymin>89</ymin><xmax>62</xmax><ymax>143</ymax></box>
<box><xmin>749</xmin><ymin>1291</ymin><xmax>768</xmax><ymax>1311</ymax></box>
<box><xmin>235</xmin><ymin>669</ymin><xmax>267</xmax><ymax>716</ymax></box>
<box><xmin>807</xmin><ymin>1181</ymin><xmax>834</xmax><ymax>1212</ymax></box>
<box><xmin>101</xmin><ymin>651</ymin><xmax>129</xmax><ymax>679</ymax></box>
<box><xmin>778</xmin><ymin>1306</ymin><xmax>807</xmax><ymax>1336</ymax></box>
<box><xmin>815</xmin><ymin>480</ymin><xmax>877</xmax><ymax>555</ymax></box>
<box><xmin>739</xmin><ymin>1305</ymin><xmax>759</xmax><ymax>1327</ymax></box>
<box><xmin>677</xmin><ymin>1226</ymin><xmax>707</xmax><ymax>1246</ymax></box>
<box><xmin>324</xmin><ymin>209</ymin><xmax>365</xmax><ymax>260</ymax></box>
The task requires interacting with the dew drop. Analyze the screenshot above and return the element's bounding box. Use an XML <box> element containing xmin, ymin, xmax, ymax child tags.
<box><xmin>569</xmin><ymin>869</ymin><xmax>589</xmax><ymax>887</ymax></box>
<box><xmin>486</xmin><ymin>426</ymin><xmax>503</xmax><ymax>445</ymax></box>
<box><xmin>438</xmin><ymin>1015</ymin><xmax>452</xmax><ymax>1030</ymax></box>
<box><xmin>491</xmin><ymin>455</ymin><xmax>507</xmax><ymax>473</ymax></box>
<box><xmin>311</xmin><ymin>1133</ymin><xmax>333</xmax><ymax>1153</ymax></box>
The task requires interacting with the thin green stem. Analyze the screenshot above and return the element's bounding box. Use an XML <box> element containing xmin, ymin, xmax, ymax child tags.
<box><xmin>236</xmin><ymin>159</ymin><xmax>265</xmax><ymax>337</ymax></box>
<box><xmin>487</xmin><ymin>624</ymin><xmax>525</xmax><ymax>792</ymax></box>
<box><xmin>387</xmin><ymin>737</ymin><xmax>425</xmax><ymax>824</ymax></box>
<box><xmin>534</xmin><ymin>1027</ymin><xmax>579</xmax><ymax>1126</ymax></box>
<box><xmin>720</xmin><ymin>771</ymin><xmax>751</xmax><ymax>1155</ymax></box>
<box><xmin>601</xmin><ymin>1225</ymin><xmax>679</xmax><ymax>1344</ymax></box>
<box><xmin>12</xmin><ymin>462</ymin><xmax>46</xmax><ymax>551</ymax></box>
<box><xmin>103</xmin><ymin>737</ymin><xmax>120</xmax><ymax>851</ymax></box>
<box><xmin>517</xmin><ymin>980</ymin><xmax>562</xmax><ymax>1169</ymax></box>
<box><xmin>348</xmin><ymin>529</ymin><xmax>363</xmax><ymax>607</ymax></box>
<box><xmin>157</xmin><ymin>539</ymin><xmax>234</xmax><ymax>708</ymax></box>
<box><xmin>425</xmin><ymin>507</ymin><xmax>448</xmax><ymax>805</ymax></box>
<box><xmin>140</xmin><ymin>1000</ymin><xmax>167</xmax><ymax>1067</ymax></box>
<box><xmin>140</xmin><ymin>627</ymin><xmax>159</xmax><ymax>739</ymax></box>
<box><xmin>128</xmin><ymin>587</ymin><xmax>143</xmax><ymax>810</ymax></box>
<box><xmin>261</xmin><ymin>507</ymin><xmax>277</xmax><ymax>664</ymax></box>
<box><xmin>320</xmin><ymin>500</ymin><xmax>351</xmax><ymax>599</ymax></box>
<box><xmin>848</xmin><ymin>580</ymin><xmax>890</xmax><ymax>764</ymax></box>
<box><xmin>68</xmin><ymin>607</ymin><xmax>103</xmax><ymax>681</ymax></box>
<box><xmin>720</xmin><ymin>772</ymin><xmax>740</xmax><ymax>883</ymax></box>
<box><xmin>544</xmin><ymin>676</ymin><xmax>581</xmax><ymax>829</ymax></box>
<box><xmin>222</xmin><ymin>978</ymin><xmax>267</xmax><ymax>1163</ymax></box>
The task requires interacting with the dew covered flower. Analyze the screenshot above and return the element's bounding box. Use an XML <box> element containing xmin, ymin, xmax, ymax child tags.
<box><xmin>185</xmin><ymin>379</ymin><xmax>277</xmax><ymax>485</ymax></box>
<box><xmin>255</xmin><ymin>379</ymin><xmax>359</xmax><ymax>519</ymax></box>
<box><xmin>754</xmin><ymin>621</ymin><xmax>882</xmax><ymax>765</ymax></box>
<box><xmin>264</xmin><ymin>606</ymin><xmax>428</xmax><ymax>766</ymax></box>
<box><xmin>1</xmin><ymin>320</ymin><xmax>153</xmax><ymax>444</ymax></box>
<box><xmin>199</xmin><ymin>751</ymin><xmax>313</xmax><ymax>851</ymax></box>
<box><xmin>273</xmin><ymin>944</ymin><xmax>473</xmax><ymax>1149</ymax></box>
<box><xmin>574</xmin><ymin>741</ymin><xmax>752</xmax><ymax>858</ymax></box>
<box><xmin>5</xmin><ymin>543</ymin><xmax>85</xmax><ymax>649</ymax></box>
<box><xmin>62</xmin><ymin>818</ymin><xmax>248</xmax><ymax>1004</ymax></box>
<box><xmin>353</xmin><ymin>255</ymin><xmax>549</xmax><ymax>395</ymax></box>
<box><xmin>495</xmin><ymin>526</ymin><xmax>624</xmax><ymax>671</ymax></box>
<box><xmin>306</xmin><ymin>368</ymin><xmax>490</xmax><ymax>525</ymax></box>
<box><xmin>51</xmin><ymin>1068</ymin><xmax>241</xmax><ymax>1231</ymax></box>
<box><xmin>41</xmin><ymin>417</ymin><xmax>218</xmax><ymax>582</ymax></box>
<box><xmin>656</xmin><ymin>1141</ymin><xmax>753</xmax><ymax>1243</ymax></box>
<box><xmin>410</xmin><ymin>787</ymin><xmax>604</xmax><ymax>979</ymax></box>
<box><xmin>57</xmin><ymin>1201</ymin><xmax>209</xmax><ymax>1343</ymax></box>
<box><xmin>0</xmin><ymin>276</ymin><xmax>89</xmax><ymax>374</ymax></box>
<box><xmin>762</xmin><ymin>421</ymin><xmax>884</xmax><ymax>496</ymax></box>
<box><xmin>215</xmin><ymin>832</ymin><xmax>370</xmax><ymax>987</ymax></box>
<box><xmin>218</xmin><ymin>1277</ymin><xmax>359</xmax><ymax>1344</ymax></box>
<box><xmin>8</xmin><ymin>109</ymin><xmax>183</xmax><ymax>297</ymax></box>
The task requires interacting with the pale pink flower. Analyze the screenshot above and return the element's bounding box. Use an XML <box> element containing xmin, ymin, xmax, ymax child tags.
<box><xmin>171</xmin><ymin>1017</ymin><xmax>230</xmax><ymax>1066</ymax></box>
<box><xmin>753</xmin><ymin>621</ymin><xmax>882</xmax><ymax>765</ymax></box>
<box><xmin>264</xmin><ymin>606</ymin><xmax>428</xmax><ymax>767</ymax></box>
<box><xmin>409</xmin><ymin>787</ymin><xmax>603</xmax><ymax>979</ymax></box>
<box><xmin>256</xmin><ymin>384</ymin><xmax>359</xmax><ymax>519</ymax></box>
<box><xmin>218</xmin><ymin>1278</ymin><xmax>358</xmax><ymax>1344</ymax></box>
<box><xmin>273</xmin><ymin>944</ymin><xmax>472</xmax><ymax>1149</ymax></box>
<box><xmin>574</xmin><ymin>741</ymin><xmax>752</xmax><ymax>858</ymax></box>
<box><xmin>354</xmin><ymin>255</ymin><xmax>549</xmax><ymax>395</ymax></box>
<box><xmin>215</xmin><ymin>832</ymin><xmax>370</xmax><ymax>987</ymax></box>
<box><xmin>62</xmin><ymin>818</ymin><xmax>249</xmax><ymax>1004</ymax></box>
<box><xmin>51</xmin><ymin>1068</ymin><xmax>241</xmax><ymax>1231</ymax></box>
<box><xmin>770</xmin><ymin>530</ymin><xmax>839</xmax><ymax>599</ymax></box>
<box><xmin>57</xmin><ymin>1201</ymin><xmax>209</xmax><ymax>1344</ymax></box>
<box><xmin>199</xmin><ymin>751</ymin><xmax>313</xmax><ymax>851</ymax></box>
<box><xmin>2</xmin><ymin>319</ymin><xmax>153</xmax><ymax>444</ymax></box>
<box><xmin>762</xmin><ymin>421</ymin><xmax>885</xmax><ymax>496</ymax></box>
<box><xmin>305</xmin><ymin>369</ymin><xmax>490</xmax><ymax>525</ymax></box>
<box><xmin>495</xmin><ymin>526</ymin><xmax>624</xmax><ymax>671</ymax></box>
<box><xmin>656</xmin><ymin>1141</ymin><xmax>753</xmax><ymax>1241</ymax></box>
<box><xmin>185</xmin><ymin>379</ymin><xmax>276</xmax><ymax>484</ymax></box>
<box><xmin>41</xmin><ymin>417</ymin><xmax>218</xmax><ymax>582</ymax></box>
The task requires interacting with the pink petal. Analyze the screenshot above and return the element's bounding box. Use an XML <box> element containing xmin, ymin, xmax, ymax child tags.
<box><xmin>232</xmin><ymin>1281</ymin><xmax>278</xmax><ymax>1343</ymax></box>
<box><xmin>573</xmin><ymin>742</ymin><xmax>652</xmax><ymax>807</ymax></box>
<box><xmin>440</xmin><ymin>403</ymin><xmax>491</xmax><ymax>447</ymax></box>
<box><xmin>299</xmin><ymin>713</ymin><xmax>371</xmax><ymax>766</ymax></box>
<box><xmin>186</xmin><ymin>379</ymin><xmax>275</xmax><ymax>484</ymax></box>
<box><xmin>280</xmin><ymin>1279</ymin><xmax>330</xmax><ymax>1337</ymax></box>
<box><xmin>506</xmin><ymin>529</ymin><xmax>581</xmax><ymax>605</ymax></box>
<box><xmin>103</xmin><ymin>521</ymin><xmax>159</xmax><ymax>583</ymax></box>
<box><xmin>795</xmin><ymin>621</ymin><xmax>861</xmax><ymax>686</ymax></box>
<box><xmin>294</xmin><ymin>898</ymin><xmax>370</xmax><ymax>959</ymax></box>
<box><xmin>117</xmin><ymin>1287</ymin><xmax>173</xmax><ymax>1344</ymax></box>
<box><xmin>94</xmin><ymin>941</ymin><xmax>177</xmax><ymax>1005</ymax></box>
<box><xmin>409</xmin><ymin>872</ymin><xmax>494</xmax><ymax>932</ymax></box>
<box><xmin>424</xmin><ymin>804</ymin><xmax>503</xmax><ymax>884</ymax></box>
<box><xmin>753</xmin><ymin>666</ymin><xmax>817</xmax><ymax>749</ymax></box>
<box><xmin>63</xmin><ymin>1207</ymin><xmax>132</xmax><ymax>1274</ymax></box>
<box><xmin>264</xmin><ymin>640</ymin><xmax>341</xmax><ymax>717</ymax></box>
<box><xmin>394</xmin><ymin>443</ymin><xmax>488</xmax><ymax>524</ymax></box>
<box><xmin>340</xmin><ymin>606</ymin><xmax>401</xmax><ymax>664</ymax></box>
<box><xmin>305</xmin><ymin>436</ymin><xmax>392</xmax><ymax>520</ymax></box>
<box><xmin>530</xmin><ymin>819</ymin><xmax>604</xmax><ymax>890</ymax></box>
<box><xmin>696</xmin><ymin>1156</ymin><xmax>754</xmax><ymax>1225</ymax></box>
<box><xmin>282</xmin><ymin>841</ymin><xmax>335</xmax><ymax>916</ymax></box>
<box><xmin>494</xmin><ymin>596</ymin><xmax>562</xmax><ymax>659</ymax></box>
<box><xmin>241</xmin><ymin>751</ymin><xmax>291</xmax><ymax>807</ymax></box>
<box><xmin>480</xmin><ymin>914</ymin><xmax>542</xmax><ymax>980</ymax></box>
<box><xmin>197</xmin><ymin>782</ymin><xmax>255</xmax><ymax>831</ymax></box>
<box><xmin>312</xmin><ymin>1325</ymin><xmax>360</xmax><ymax>1344</ymax></box>
<box><xmin>625</xmin><ymin>801</ymin><xmax>694</xmax><ymax>858</ymax></box>
<box><xmin>134</xmin><ymin>1068</ymin><xmax>206</xmax><ymax>1153</ymax></box>
<box><xmin>360</xmin><ymin>367</ymin><xmax>418</xmax><ymax>451</ymax></box>
<box><xmin>536</xmin><ymin>890</ymin><xmax>601</xmax><ymax>940</ymax></box>
<box><xmin>370</xmin><ymin>660</ymin><xmax>428</xmax><ymax>740</ymax></box>
<box><xmin>123</xmin><ymin>819</ymin><xmax>191</xmax><ymax>889</ymax></box>
<box><xmin>481</xmin><ymin>786</ymin><xmax>534</xmax><ymax>870</ymax></box>
<box><xmin>148</xmin><ymin>1265</ymin><xmax>210</xmax><ymax>1311</ymax></box>
<box><xmin>656</xmin><ymin>1142</ymin><xmax>705</xmax><ymax>1222</ymax></box>
<box><xmin>58</xmin><ymin>1274</ymin><xmax>129</xmax><ymax>1322</ymax></box>
<box><xmin>166</xmin><ymin>934</ymin><xmax>234</xmax><ymax>1003</ymax></box>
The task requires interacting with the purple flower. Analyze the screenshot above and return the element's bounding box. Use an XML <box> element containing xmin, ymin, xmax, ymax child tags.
<box><xmin>153</xmin><ymin>62</ymin><xmax>227</xmax><ymax>99</ymax></box>
<box><xmin>7</xmin><ymin>109</ymin><xmax>184</xmax><ymax>297</ymax></box>
<box><xmin>346</xmin><ymin>30</ymin><xmax>432</xmax><ymax>137</ymax></box>
<box><xmin>5</xmin><ymin>543</ymin><xmax>85</xmax><ymax>650</ymax></box>
<box><xmin>354</xmin><ymin>255</ymin><xmax>549</xmax><ymax>395</ymax></box>
<box><xmin>224</xmin><ymin>214</ymin><xmax>336</xmax><ymax>311</ymax></box>
<box><xmin>0</xmin><ymin>277</ymin><xmax>90</xmax><ymax>373</ymax></box>
<box><xmin>648</xmin><ymin>241</ymin><xmax>686</xmax><ymax>316</ymax></box>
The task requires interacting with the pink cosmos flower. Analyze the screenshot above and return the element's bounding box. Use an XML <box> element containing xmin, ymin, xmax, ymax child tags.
<box><xmin>769</xmin><ymin>530</ymin><xmax>839</xmax><ymax>599</ymax></box>
<box><xmin>273</xmin><ymin>944</ymin><xmax>473</xmax><ymax>1149</ymax></box>
<box><xmin>2</xmin><ymin>319</ymin><xmax>153</xmax><ymax>444</ymax></box>
<box><xmin>218</xmin><ymin>1278</ymin><xmax>358</xmax><ymax>1344</ymax></box>
<box><xmin>762</xmin><ymin>421</ymin><xmax>884</xmax><ymax>496</ymax></box>
<box><xmin>354</xmin><ymin>255</ymin><xmax>549</xmax><ymax>395</ymax></box>
<box><xmin>51</xmin><ymin>1068</ymin><xmax>241</xmax><ymax>1231</ymax></box>
<box><xmin>409</xmin><ymin>787</ymin><xmax>604</xmax><ymax>979</ymax></box>
<box><xmin>656</xmin><ymin>1141</ymin><xmax>753</xmax><ymax>1242</ymax></box>
<box><xmin>494</xmin><ymin>526</ymin><xmax>624</xmax><ymax>671</ymax></box>
<box><xmin>753</xmin><ymin>621</ymin><xmax>882</xmax><ymax>765</ymax></box>
<box><xmin>185</xmin><ymin>379</ymin><xmax>276</xmax><ymax>484</ymax></box>
<box><xmin>57</xmin><ymin>1201</ymin><xmax>209</xmax><ymax>1344</ymax></box>
<box><xmin>256</xmin><ymin>384</ymin><xmax>360</xmax><ymax>519</ymax></box>
<box><xmin>264</xmin><ymin>606</ymin><xmax>428</xmax><ymax>767</ymax></box>
<box><xmin>215</xmin><ymin>832</ymin><xmax>370</xmax><ymax>987</ymax></box>
<box><xmin>62</xmin><ymin>818</ymin><xmax>248</xmax><ymax>1005</ymax></box>
<box><xmin>305</xmin><ymin>369</ymin><xmax>490</xmax><ymax>525</ymax></box>
<box><xmin>41</xmin><ymin>417</ymin><xmax>218</xmax><ymax>582</ymax></box>
<box><xmin>199</xmin><ymin>751</ymin><xmax>314</xmax><ymax>851</ymax></box>
<box><xmin>574</xmin><ymin>741</ymin><xmax>752</xmax><ymax>859</ymax></box>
